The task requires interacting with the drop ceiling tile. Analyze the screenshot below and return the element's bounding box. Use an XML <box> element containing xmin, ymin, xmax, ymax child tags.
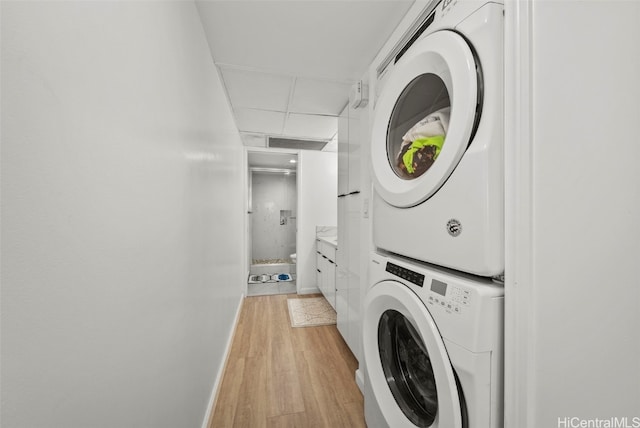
<box><xmin>235</xmin><ymin>109</ymin><xmax>285</xmax><ymax>135</ymax></box>
<box><xmin>289</xmin><ymin>78</ymin><xmax>352</xmax><ymax>115</ymax></box>
<box><xmin>222</xmin><ymin>68</ymin><xmax>292</xmax><ymax>111</ymax></box>
<box><xmin>197</xmin><ymin>1</ymin><xmax>414</xmax><ymax>81</ymax></box>
<box><xmin>283</xmin><ymin>113</ymin><xmax>337</xmax><ymax>140</ymax></box>
<box><xmin>240</xmin><ymin>133</ymin><xmax>266</xmax><ymax>147</ymax></box>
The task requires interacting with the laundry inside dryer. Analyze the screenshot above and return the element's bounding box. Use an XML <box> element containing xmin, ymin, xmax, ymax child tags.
<box><xmin>389</xmin><ymin>75</ymin><xmax>451</xmax><ymax>180</ymax></box>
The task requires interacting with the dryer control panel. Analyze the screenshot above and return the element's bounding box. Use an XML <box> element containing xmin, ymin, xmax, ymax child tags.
<box><xmin>385</xmin><ymin>262</ymin><xmax>425</xmax><ymax>287</ymax></box>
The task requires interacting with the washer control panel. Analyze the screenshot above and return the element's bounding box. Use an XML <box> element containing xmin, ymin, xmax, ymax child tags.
<box><xmin>385</xmin><ymin>262</ymin><xmax>425</xmax><ymax>287</ymax></box>
<box><xmin>427</xmin><ymin>279</ymin><xmax>470</xmax><ymax>315</ymax></box>
<box><xmin>385</xmin><ymin>261</ymin><xmax>472</xmax><ymax>315</ymax></box>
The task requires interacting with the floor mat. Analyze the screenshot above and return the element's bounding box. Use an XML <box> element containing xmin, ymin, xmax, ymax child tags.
<box><xmin>287</xmin><ymin>297</ymin><xmax>336</xmax><ymax>328</ymax></box>
<box><xmin>248</xmin><ymin>273</ymin><xmax>292</xmax><ymax>283</ymax></box>
<box><xmin>248</xmin><ymin>274</ymin><xmax>272</xmax><ymax>284</ymax></box>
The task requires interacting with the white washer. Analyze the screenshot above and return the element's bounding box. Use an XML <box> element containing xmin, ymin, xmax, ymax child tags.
<box><xmin>371</xmin><ymin>0</ymin><xmax>504</xmax><ymax>277</ymax></box>
<box><xmin>363</xmin><ymin>251</ymin><xmax>503</xmax><ymax>428</ymax></box>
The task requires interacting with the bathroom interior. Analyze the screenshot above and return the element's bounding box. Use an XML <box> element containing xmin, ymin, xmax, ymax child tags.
<box><xmin>247</xmin><ymin>152</ymin><xmax>298</xmax><ymax>296</ymax></box>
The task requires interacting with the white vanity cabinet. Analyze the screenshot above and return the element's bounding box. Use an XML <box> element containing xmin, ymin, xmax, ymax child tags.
<box><xmin>316</xmin><ymin>238</ymin><xmax>337</xmax><ymax>310</ymax></box>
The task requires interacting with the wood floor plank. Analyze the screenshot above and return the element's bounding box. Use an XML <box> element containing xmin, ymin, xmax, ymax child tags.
<box><xmin>340</xmin><ymin>401</ymin><xmax>369</xmax><ymax>428</ymax></box>
<box><xmin>293</xmin><ymin>350</ymin><xmax>333</xmax><ymax>428</ymax></box>
<box><xmin>209</xmin><ymin>293</ymin><xmax>365</xmax><ymax>428</ymax></box>
<box><xmin>297</xmin><ymin>350</ymin><xmax>356</xmax><ymax>427</ymax></box>
<box><xmin>270</xmin><ymin>296</ymin><xmax>296</xmax><ymax>374</ymax></box>
<box><xmin>266</xmin><ymin>411</ymin><xmax>309</xmax><ymax>428</ymax></box>
<box><xmin>232</xmin><ymin>356</ymin><xmax>269</xmax><ymax>428</ymax></box>
<box><xmin>247</xmin><ymin>297</ymin><xmax>271</xmax><ymax>358</ymax></box>
<box><xmin>310</xmin><ymin>350</ymin><xmax>362</xmax><ymax>406</ymax></box>
<box><xmin>209</xmin><ymin>356</ymin><xmax>245</xmax><ymax>428</ymax></box>
<box><xmin>266</xmin><ymin>367</ymin><xmax>305</xmax><ymax>418</ymax></box>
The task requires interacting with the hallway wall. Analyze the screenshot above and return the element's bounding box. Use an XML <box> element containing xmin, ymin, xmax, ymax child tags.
<box><xmin>297</xmin><ymin>151</ymin><xmax>337</xmax><ymax>294</ymax></box>
<box><xmin>1</xmin><ymin>2</ymin><xmax>244</xmax><ymax>427</ymax></box>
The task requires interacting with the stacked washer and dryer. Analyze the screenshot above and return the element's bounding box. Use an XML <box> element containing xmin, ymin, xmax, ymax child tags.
<box><xmin>364</xmin><ymin>1</ymin><xmax>505</xmax><ymax>427</ymax></box>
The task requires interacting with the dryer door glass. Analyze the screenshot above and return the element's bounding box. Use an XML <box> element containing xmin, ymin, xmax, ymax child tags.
<box><xmin>387</xmin><ymin>73</ymin><xmax>450</xmax><ymax>180</ymax></box>
<box><xmin>378</xmin><ymin>309</ymin><xmax>437</xmax><ymax>427</ymax></box>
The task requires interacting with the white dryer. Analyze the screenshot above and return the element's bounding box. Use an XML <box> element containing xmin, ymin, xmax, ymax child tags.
<box><xmin>363</xmin><ymin>251</ymin><xmax>503</xmax><ymax>428</ymax></box>
<box><xmin>371</xmin><ymin>0</ymin><xmax>504</xmax><ymax>277</ymax></box>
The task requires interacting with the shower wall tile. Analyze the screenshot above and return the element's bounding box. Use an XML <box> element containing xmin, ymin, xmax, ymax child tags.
<box><xmin>251</xmin><ymin>172</ymin><xmax>297</xmax><ymax>261</ymax></box>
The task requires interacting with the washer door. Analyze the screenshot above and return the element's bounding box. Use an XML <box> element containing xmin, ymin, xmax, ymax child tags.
<box><xmin>363</xmin><ymin>281</ymin><xmax>464</xmax><ymax>427</ymax></box>
<box><xmin>371</xmin><ymin>30</ymin><xmax>480</xmax><ymax>208</ymax></box>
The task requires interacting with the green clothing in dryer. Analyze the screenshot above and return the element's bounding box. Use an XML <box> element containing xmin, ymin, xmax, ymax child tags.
<box><xmin>402</xmin><ymin>135</ymin><xmax>445</xmax><ymax>174</ymax></box>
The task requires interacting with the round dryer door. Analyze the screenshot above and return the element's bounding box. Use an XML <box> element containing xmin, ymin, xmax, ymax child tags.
<box><xmin>371</xmin><ymin>30</ymin><xmax>481</xmax><ymax>208</ymax></box>
<box><xmin>363</xmin><ymin>281</ymin><xmax>465</xmax><ymax>427</ymax></box>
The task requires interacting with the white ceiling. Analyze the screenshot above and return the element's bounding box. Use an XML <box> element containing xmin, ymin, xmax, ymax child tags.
<box><xmin>195</xmin><ymin>0</ymin><xmax>414</xmax><ymax>151</ymax></box>
<box><xmin>248</xmin><ymin>151</ymin><xmax>298</xmax><ymax>169</ymax></box>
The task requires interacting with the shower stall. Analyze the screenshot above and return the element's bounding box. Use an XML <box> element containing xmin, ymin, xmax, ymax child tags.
<box><xmin>247</xmin><ymin>162</ymin><xmax>297</xmax><ymax>295</ymax></box>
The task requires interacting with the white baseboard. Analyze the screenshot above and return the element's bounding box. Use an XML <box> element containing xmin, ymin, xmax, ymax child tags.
<box><xmin>297</xmin><ymin>286</ymin><xmax>321</xmax><ymax>295</ymax></box>
<box><xmin>201</xmin><ymin>293</ymin><xmax>245</xmax><ymax>428</ymax></box>
<box><xmin>355</xmin><ymin>368</ymin><xmax>365</xmax><ymax>394</ymax></box>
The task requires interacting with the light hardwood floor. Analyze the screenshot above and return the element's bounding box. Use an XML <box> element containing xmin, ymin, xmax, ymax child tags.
<box><xmin>208</xmin><ymin>294</ymin><xmax>366</xmax><ymax>428</ymax></box>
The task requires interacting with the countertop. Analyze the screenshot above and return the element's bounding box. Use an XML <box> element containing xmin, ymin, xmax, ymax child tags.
<box><xmin>317</xmin><ymin>235</ymin><xmax>337</xmax><ymax>248</ymax></box>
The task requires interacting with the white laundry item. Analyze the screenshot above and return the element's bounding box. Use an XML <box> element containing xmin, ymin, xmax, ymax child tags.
<box><xmin>401</xmin><ymin>107</ymin><xmax>451</xmax><ymax>145</ymax></box>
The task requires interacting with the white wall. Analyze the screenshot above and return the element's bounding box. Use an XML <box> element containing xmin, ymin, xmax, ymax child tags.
<box><xmin>0</xmin><ymin>2</ymin><xmax>245</xmax><ymax>427</ymax></box>
<box><xmin>505</xmin><ymin>1</ymin><xmax>640</xmax><ymax>426</ymax></box>
<box><xmin>297</xmin><ymin>151</ymin><xmax>337</xmax><ymax>294</ymax></box>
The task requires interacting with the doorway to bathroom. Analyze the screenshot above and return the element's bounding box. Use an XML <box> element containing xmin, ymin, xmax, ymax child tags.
<box><xmin>247</xmin><ymin>151</ymin><xmax>298</xmax><ymax>296</ymax></box>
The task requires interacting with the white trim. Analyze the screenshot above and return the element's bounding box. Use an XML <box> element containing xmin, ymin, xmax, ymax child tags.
<box><xmin>201</xmin><ymin>294</ymin><xmax>245</xmax><ymax>428</ymax></box>
<box><xmin>355</xmin><ymin>368</ymin><xmax>365</xmax><ymax>395</ymax></box>
<box><xmin>297</xmin><ymin>286</ymin><xmax>321</xmax><ymax>295</ymax></box>
<box><xmin>250</xmin><ymin>167</ymin><xmax>296</xmax><ymax>175</ymax></box>
<box><xmin>504</xmin><ymin>0</ymin><xmax>535</xmax><ymax>427</ymax></box>
<box><xmin>243</xmin><ymin>148</ymin><xmax>250</xmax><ymax>297</ymax></box>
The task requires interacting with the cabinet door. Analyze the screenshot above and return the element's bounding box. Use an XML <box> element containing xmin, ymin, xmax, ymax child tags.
<box><xmin>336</xmin><ymin>199</ymin><xmax>348</xmax><ymax>338</ymax></box>
<box><xmin>338</xmin><ymin>105</ymin><xmax>349</xmax><ymax>195</ymax></box>
<box><xmin>346</xmin><ymin>194</ymin><xmax>362</xmax><ymax>361</ymax></box>
<box><xmin>347</xmin><ymin>104</ymin><xmax>361</xmax><ymax>193</ymax></box>
<box><xmin>323</xmin><ymin>255</ymin><xmax>331</xmax><ymax>298</ymax></box>
<box><xmin>316</xmin><ymin>246</ymin><xmax>323</xmax><ymax>293</ymax></box>
<box><xmin>327</xmin><ymin>259</ymin><xmax>337</xmax><ymax>310</ymax></box>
